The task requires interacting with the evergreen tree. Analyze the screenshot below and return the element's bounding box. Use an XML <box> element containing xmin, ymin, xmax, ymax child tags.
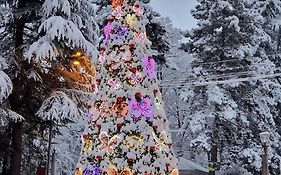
<box><xmin>182</xmin><ymin>0</ymin><xmax>281</xmax><ymax>174</ymax></box>
<box><xmin>26</xmin><ymin>0</ymin><xmax>99</xmax><ymax>174</ymax></box>
<box><xmin>76</xmin><ymin>0</ymin><xmax>178</xmax><ymax>175</ymax></box>
<box><xmin>0</xmin><ymin>0</ymin><xmax>99</xmax><ymax>173</ymax></box>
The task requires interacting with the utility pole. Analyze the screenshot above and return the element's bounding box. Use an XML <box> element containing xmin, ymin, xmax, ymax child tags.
<box><xmin>260</xmin><ymin>132</ymin><xmax>270</xmax><ymax>175</ymax></box>
<box><xmin>46</xmin><ymin>122</ymin><xmax>53</xmax><ymax>175</ymax></box>
<box><xmin>261</xmin><ymin>145</ymin><xmax>269</xmax><ymax>175</ymax></box>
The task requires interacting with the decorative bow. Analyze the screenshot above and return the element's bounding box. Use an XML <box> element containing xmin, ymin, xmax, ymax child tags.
<box><xmin>90</xmin><ymin>101</ymin><xmax>110</xmax><ymax>122</ymax></box>
<box><xmin>81</xmin><ymin>133</ymin><xmax>93</xmax><ymax>153</ymax></box>
<box><xmin>83</xmin><ymin>164</ymin><xmax>101</xmax><ymax>175</ymax></box>
<box><xmin>99</xmin><ymin>53</ymin><xmax>106</xmax><ymax>64</ymax></box>
<box><xmin>143</xmin><ymin>56</ymin><xmax>157</xmax><ymax>78</ymax></box>
<box><xmin>125</xmin><ymin>14</ymin><xmax>137</xmax><ymax>28</ymax></box>
<box><xmin>128</xmin><ymin>97</ymin><xmax>153</xmax><ymax>120</ymax></box>
<box><xmin>112</xmin><ymin>6</ymin><xmax>123</xmax><ymax>19</ymax></box>
<box><xmin>125</xmin><ymin>135</ymin><xmax>144</xmax><ymax>150</ymax></box>
<box><xmin>108</xmin><ymin>78</ymin><xmax>121</xmax><ymax>90</ymax></box>
<box><xmin>106</xmin><ymin>165</ymin><xmax>132</xmax><ymax>175</ymax></box>
<box><xmin>152</xmin><ymin>131</ymin><xmax>168</xmax><ymax>151</ymax></box>
<box><xmin>128</xmin><ymin>72</ymin><xmax>142</xmax><ymax>85</ymax></box>
<box><xmin>97</xmin><ymin>132</ymin><xmax>119</xmax><ymax>155</ymax></box>
<box><xmin>134</xmin><ymin>32</ymin><xmax>146</xmax><ymax>43</ymax></box>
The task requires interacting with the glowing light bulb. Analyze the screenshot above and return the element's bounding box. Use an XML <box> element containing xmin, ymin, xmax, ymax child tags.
<box><xmin>75</xmin><ymin>51</ymin><xmax>82</xmax><ymax>57</ymax></box>
<box><xmin>72</xmin><ymin>60</ymin><xmax>80</xmax><ymax>65</ymax></box>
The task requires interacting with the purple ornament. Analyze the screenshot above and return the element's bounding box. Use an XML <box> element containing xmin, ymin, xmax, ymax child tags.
<box><xmin>129</xmin><ymin>97</ymin><xmax>153</xmax><ymax>120</ymax></box>
<box><xmin>103</xmin><ymin>23</ymin><xmax>112</xmax><ymax>43</ymax></box>
<box><xmin>83</xmin><ymin>164</ymin><xmax>100</xmax><ymax>175</ymax></box>
<box><xmin>110</xmin><ymin>24</ymin><xmax>129</xmax><ymax>42</ymax></box>
<box><xmin>143</xmin><ymin>56</ymin><xmax>157</xmax><ymax>78</ymax></box>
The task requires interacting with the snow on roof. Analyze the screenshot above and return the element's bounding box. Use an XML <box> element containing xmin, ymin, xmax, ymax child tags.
<box><xmin>178</xmin><ymin>157</ymin><xmax>208</xmax><ymax>172</ymax></box>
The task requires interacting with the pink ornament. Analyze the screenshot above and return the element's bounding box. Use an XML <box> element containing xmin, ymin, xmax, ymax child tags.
<box><xmin>97</xmin><ymin>132</ymin><xmax>119</xmax><ymax>155</ymax></box>
<box><xmin>128</xmin><ymin>72</ymin><xmax>142</xmax><ymax>85</ymax></box>
<box><xmin>108</xmin><ymin>79</ymin><xmax>121</xmax><ymax>89</ymax></box>
<box><xmin>143</xmin><ymin>56</ymin><xmax>157</xmax><ymax>78</ymax></box>
<box><xmin>112</xmin><ymin>6</ymin><xmax>123</xmax><ymax>19</ymax></box>
<box><xmin>99</xmin><ymin>53</ymin><xmax>106</xmax><ymax>63</ymax></box>
<box><xmin>133</xmin><ymin>3</ymin><xmax>143</xmax><ymax>15</ymax></box>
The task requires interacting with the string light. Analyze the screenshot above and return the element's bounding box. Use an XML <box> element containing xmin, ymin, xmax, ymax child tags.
<box><xmin>72</xmin><ymin>60</ymin><xmax>80</xmax><ymax>65</ymax></box>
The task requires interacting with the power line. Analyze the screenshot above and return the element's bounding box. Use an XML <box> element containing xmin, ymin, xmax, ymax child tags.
<box><xmin>161</xmin><ymin>70</ymin><xmax>254</xmax><ymax>84</ymax></box>
<box><xmin>161</xmin><ymin>64</ymin><xmax>279</xmax><ymax>82</ymax></box>
<box><xmin>160</xmin><ymin>72</ymin><xmax>281</xmax><ymax>88</ymax></box>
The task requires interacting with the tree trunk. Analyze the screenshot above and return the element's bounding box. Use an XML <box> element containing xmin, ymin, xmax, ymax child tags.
<box><xmin>10</xmin><ymin>122</ymin><xmax>23</xmax><ymax>175</ymax></box>
<box><xmin>9</xmin><ymin>0</ymin><xmax>27</xmax><ymax>174</ymax></box>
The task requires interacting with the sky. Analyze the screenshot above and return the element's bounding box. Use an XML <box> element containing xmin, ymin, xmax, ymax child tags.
<box><xmin>149</xmin><ymin>0</ymin><xmax>198</xmax><ymax>30</ymax></box>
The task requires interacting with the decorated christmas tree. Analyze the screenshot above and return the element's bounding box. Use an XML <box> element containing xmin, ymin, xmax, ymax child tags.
<box><xmin>75</xmin><ymin>0</ymin><xmax>179</xmax><ymax>174</ymax></box>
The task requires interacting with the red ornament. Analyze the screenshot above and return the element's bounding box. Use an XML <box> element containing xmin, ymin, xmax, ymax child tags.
<box><xmin>91</xmin><ymin>83</ymin><xmax>96</xmax><ymax>89</ymax></box>
<box><xmin>82</xmin><ymin>133</ymin><xmax>88</xmax><ymax>139</ymax></box>
<box><xmin>100</xmin><ymin>47</ymin><xmax>105</xmax><ymax>52</ymax></box>
<box><xmin>129</xmin><ymin>44</ymin><xmax>135</xmax><ymax>49</ymax></box>
<box><xmin>96</xmin><ymin>79</ymin><xmax>101</xmax><ymax>85</ymax></box>
<box><xmin>131</xmin><ymin>67</ymin><xmax>137</xmax><ymax>74</ymax></box>
<box><xmin>152</xmin><ymin>125</ymin><xmax>158</xmax><ymax>130</ymax></box>
<box><xmin>87</xmin><ymin>105</ymin><xmax>92</xmax><ymax>109</ymax></box>
<box><xmin>168</xmin><ymin>143</ymin><xmax>173</xmax><ymax>149</ymax></box>
<box><xmin>117</xmin><ymin>97</ymin><xmax>123</xmax><ymax>102</ymax></box>
<box><xmin>96</xmin><ymin>124</ymin><xmax>101</xmax><ymax>129</ymax></box>
<box><xmin>117</xmin><ymin>123</ymin><xmax>123</xmax><ymax>128</ymax></box>
<box><xmin>135</xmin><ymin>92</ymin><xmax>141</xmax><ymax>97</ymax></box>
<box><xmin>134</xmin><ymin>4</ymin><xmax>140</xmax><ymax>9</ymax></box>
<box><xmin>96</xmin><ymin>155</ymin><xmax>103</xmax><ymax>161</ymax></box>
<box><xmin>127</xmin><ymin>158</ymin><xmax>135</xmax><ymax>163</ymax></box>
<box><xmin>153</xmin><ymin>90</ymin><xmax>158</xmax><ymax>95</ymax></box>
<box><xmin>150</xmin><ymin>146</ymin><xmax>155</xmax><ymax>151</ymax></box>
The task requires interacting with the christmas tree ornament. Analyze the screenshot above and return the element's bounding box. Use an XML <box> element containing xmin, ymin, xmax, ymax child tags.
<box><xmin>127</xmin><ymin>72</ymin><xmax>142</xmax><ymax>85</ymax></box>
<box><xmin>125</xmin><ymin>14</ymin><xmax>137</xmax><ymax>28</ymax></box>
<box><xmin>111</xmin><ymin>97</ymin><xmax>128</xmax><ymax>118</ymax></box>
<box><xmin>125</xmin><ymin>135</ymin><xmax>144</xmax><ymax>150</ymax></box>
<box><xmin>111</xmin><ymin>0</ymin><xmax>124</xmax><ymax>8</ymax></box>
<box><xmin>81</xmin><ymin>133</ymin><xmax>93</xmax><ymax>153</ymax></box>
<box><xmin>97</xmin><ymin>132</ymin><xmax>119</xmax><ymax>155</ymax></box>
<box><xmin>106</xmin><ymin>165</ymin><xmax>132</xmax><ymax>175</ymax></box>
<box><xmin>83</xmin><ymin>164</ymin><xmax>101</xmax><ymax>175</ymax></box>
<box><xmin>128</xmin><ymin>97</ymin><xmax>153</xmax><ymax>120</ymax></box>
<box><xmin>112</xmin><ymin>6</ymin><xmax>123</xmax><ymax>19</ymax></box>
<box><xmin>143</xmin><ymin>56</ymin><xmax>157</xmax><ymax>78</ymax></box>
<box><xmin>133</xmin><ymin>3</ymin><xmax>143</xmax><ymax>15</ymax></box>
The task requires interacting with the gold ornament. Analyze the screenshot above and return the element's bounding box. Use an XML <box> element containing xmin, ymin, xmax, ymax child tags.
<box><xmin>125</xmin><ymin>135</ymin><xmax>144</xmax><ymax>150</ymax></box>
<box><xmin>125</xmin><ymin>14</ymin><xmax>137</xmax><ymax>28</ymax></box>
<box><xmin>106</xmin><ymin>165</ymin><xmax>132</xmax><ymax>175</ymax></box>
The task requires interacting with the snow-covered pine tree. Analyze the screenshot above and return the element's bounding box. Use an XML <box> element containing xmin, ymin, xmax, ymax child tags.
<box><xmin>25</xmin><ymin>0</ymin><xmax>99</xmax><ymax>174</ymax></box>
<box><xmin>182</xmin><ymin>0</ymin><xmax>281</xmax><ymax>174</ymax></box>
<box><xmin>0</xmin><ymin>1</ymin><xmax>45</xmax><ymax>174</ymax></box>
<box><xmin>75</xmin><ymin>0</ymin><xmax>178</xmax><ymax>175</ymax></box>
<box><xmin>259</xmin><ymin>0</ymin><xmax>281</xmax><ymax>51</ymax></box>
